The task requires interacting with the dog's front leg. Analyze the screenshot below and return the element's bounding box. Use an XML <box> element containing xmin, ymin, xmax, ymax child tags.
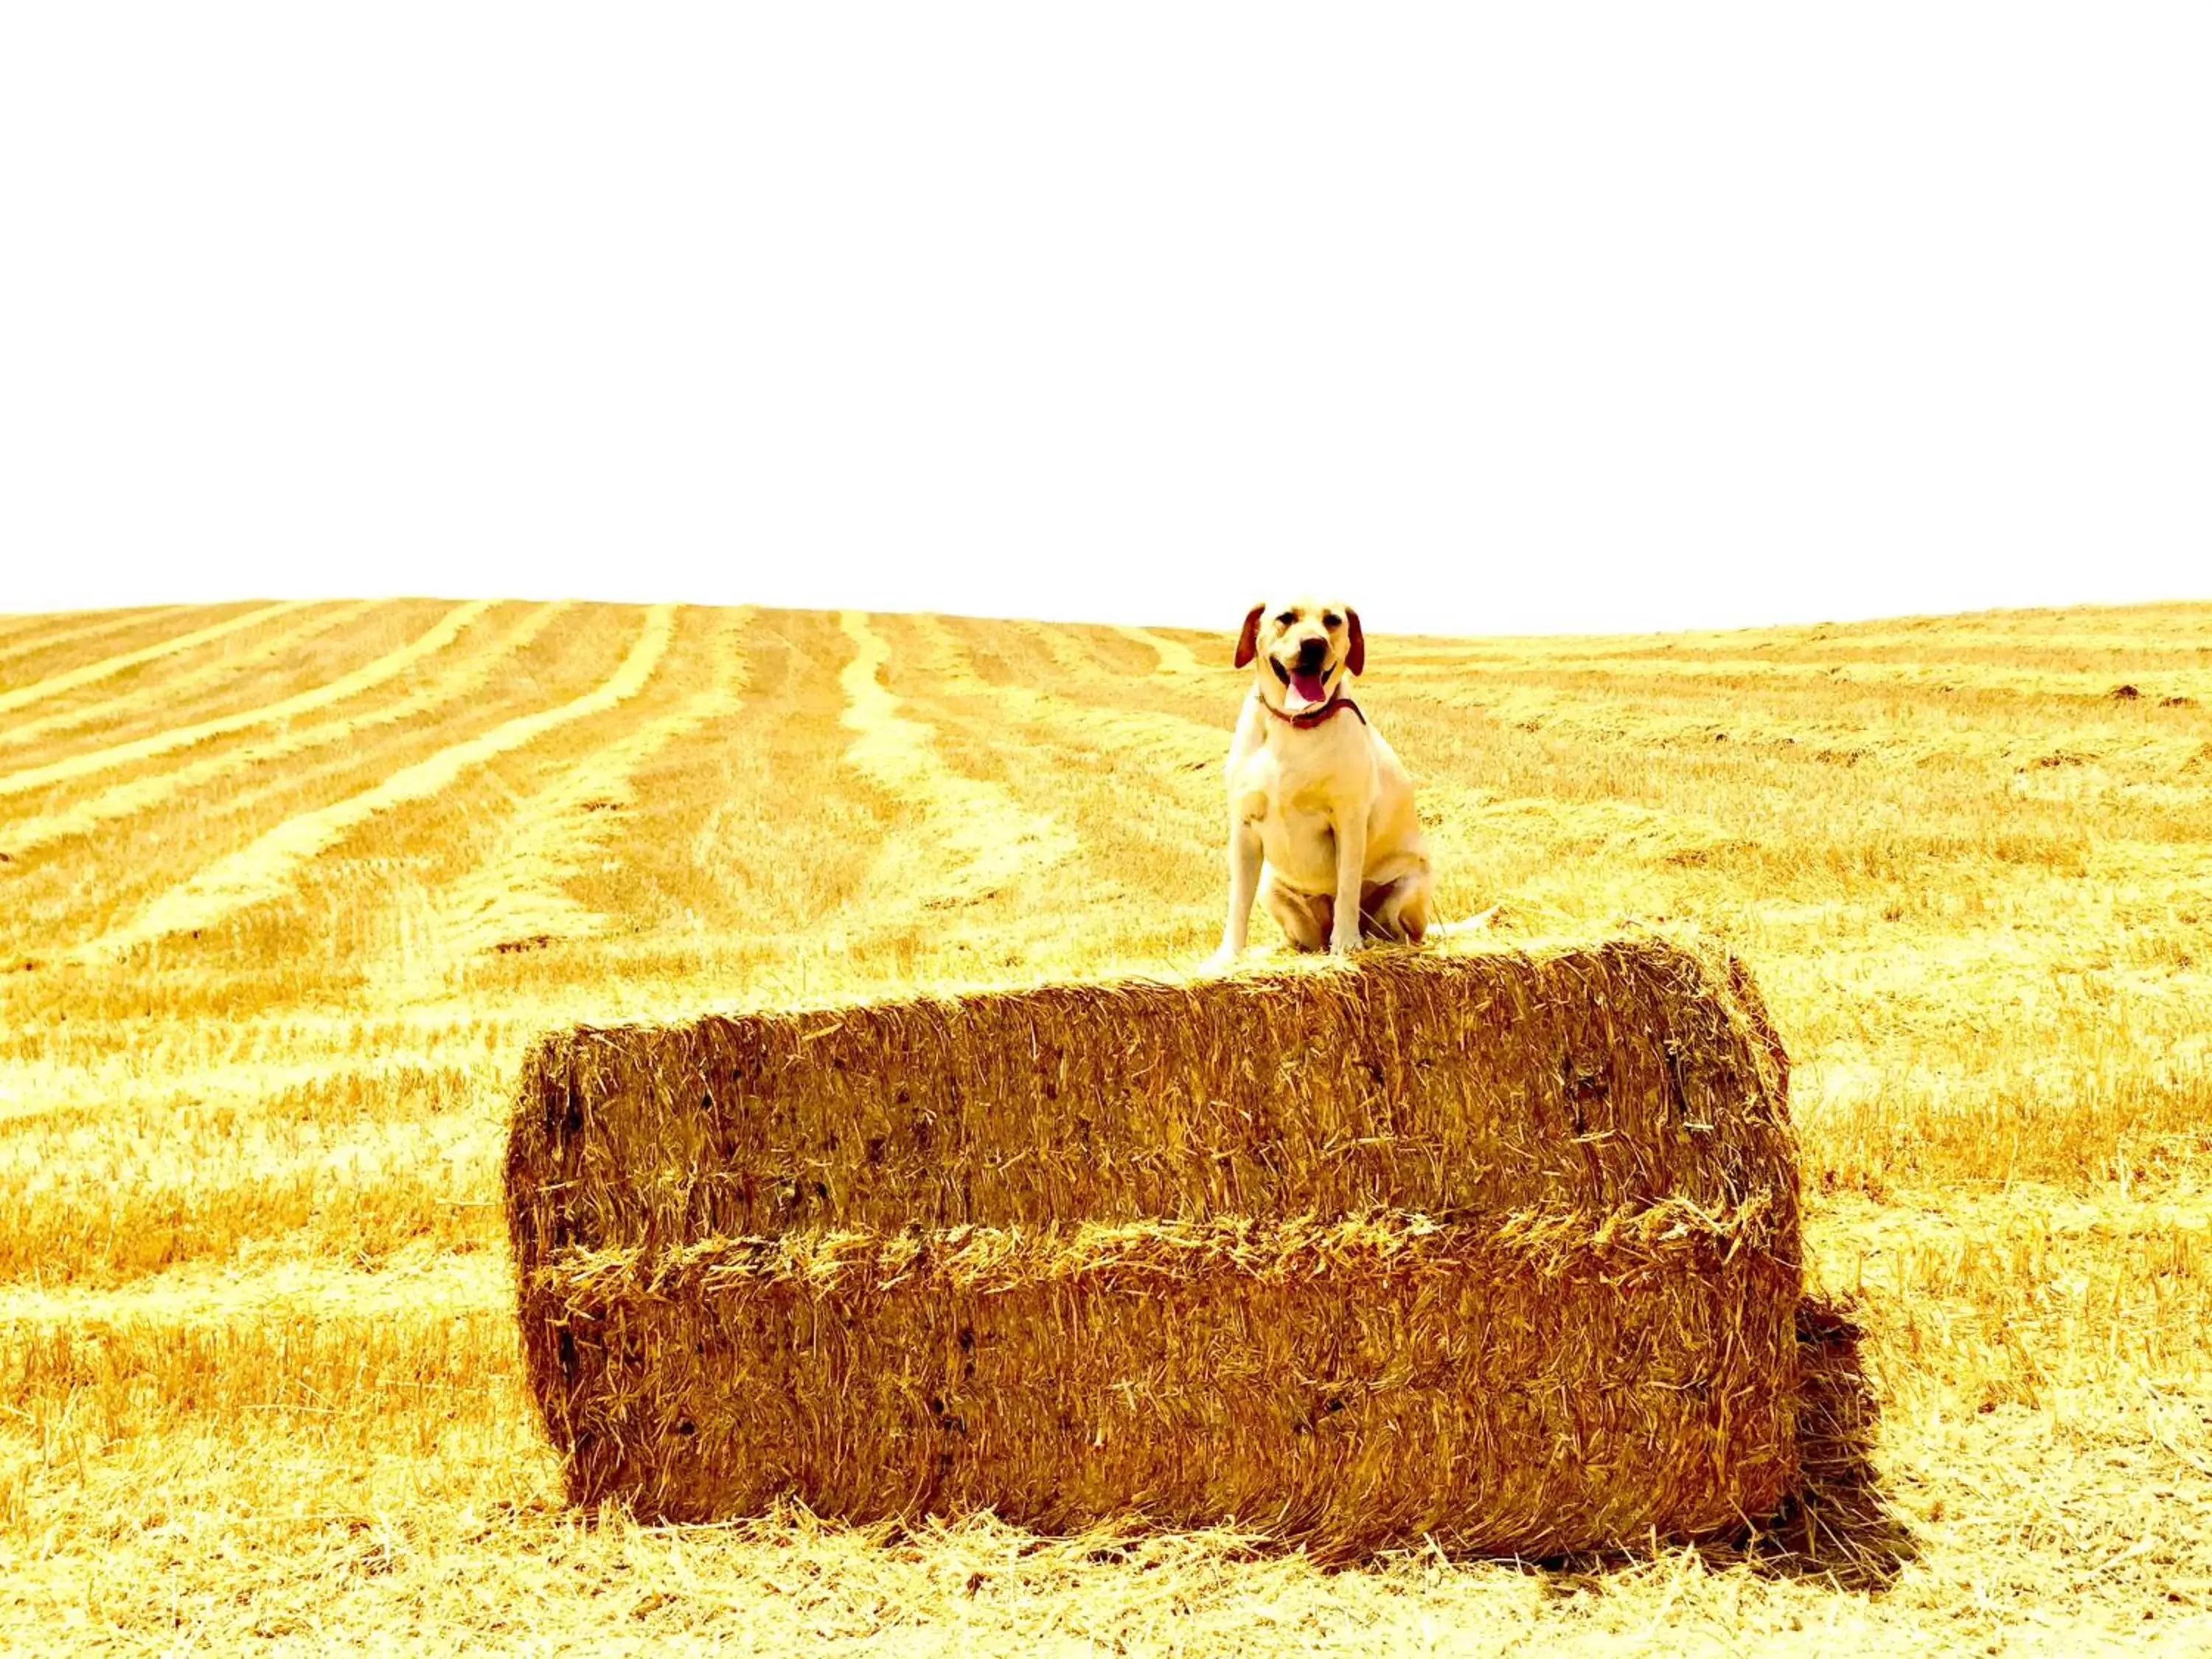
<box><xmin>1329</xmin><ymin>807</ymin><xmax>1367</xmax><ymax>955</ymax></box>
<box><xmin>1211</xmin><ymin>818</ymin><xmax>1263</xmax><ymax>968</ymax></box>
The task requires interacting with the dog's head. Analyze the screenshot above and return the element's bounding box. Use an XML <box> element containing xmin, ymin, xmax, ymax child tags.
<box><xmin>1234</xmin><ymin>597</ymin><xmax>1365</xmax><ymax>714</ymax></box>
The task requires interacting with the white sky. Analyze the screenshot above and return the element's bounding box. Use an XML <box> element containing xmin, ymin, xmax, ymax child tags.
<box><xmin>2</xmin><ymin>5</ymin><xmax>2207</xmax><ymax>637</ymax></box>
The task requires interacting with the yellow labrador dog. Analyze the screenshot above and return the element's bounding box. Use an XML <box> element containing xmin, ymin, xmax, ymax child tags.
<box><xmin>1209</xmin><ymin>597</ymin><xmax>1431</xmax><ymax>965</ymax></box>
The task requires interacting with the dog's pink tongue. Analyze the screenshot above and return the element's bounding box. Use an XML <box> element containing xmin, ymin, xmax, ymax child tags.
<box><xmin>1290</xmin><ymin>669</ymin><xmax>1330</xmax><ymax>706</ymax></box>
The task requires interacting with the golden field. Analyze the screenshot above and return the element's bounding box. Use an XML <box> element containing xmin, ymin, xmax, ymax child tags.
<box><xmin>1</xmin><ymin>595</ymin><xmax>2209</xmax><ymax>1655</ymax></box>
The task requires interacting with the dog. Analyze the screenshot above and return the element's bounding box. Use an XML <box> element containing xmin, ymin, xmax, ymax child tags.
<box><xmin>1209</xmin><ymin>597</ymin><xmax>1431</xmax><ymax>965</ymax></box>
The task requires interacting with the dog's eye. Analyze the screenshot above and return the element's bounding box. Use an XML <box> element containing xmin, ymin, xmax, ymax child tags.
<box><xmin>1275</xmin><ymin>611</ymin><xmax>1297</xmax><ymax>627</ymax></box>
<box><xmin>1322</xmin><ymin>612</ymin><xmax>1342</xmax><ymax>628</ymax></box>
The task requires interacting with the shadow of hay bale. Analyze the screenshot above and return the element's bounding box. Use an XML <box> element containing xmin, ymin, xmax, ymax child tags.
<box><xmin>1467</xmin><ymin>1295</ymin><xmax>1913</xmax><ymax>1591</ymax></box>
<box><xmin>1728</xmin><ymin>1295</ymin><xmax>1917</xmax><ymax>1591</ymax></box>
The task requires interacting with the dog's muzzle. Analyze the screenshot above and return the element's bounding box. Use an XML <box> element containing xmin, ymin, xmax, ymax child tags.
<box><xmin>1276</xmin><ymin>643</ymin><xmax>1334</xmax><ymax>711</ymax></box>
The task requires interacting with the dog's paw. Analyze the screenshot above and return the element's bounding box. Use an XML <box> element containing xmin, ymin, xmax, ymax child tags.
<box><xmin>1327</xmin><ymin>932</ymin><xmax>1365</xmax><ymax>957</ymax></box>
<box><xmin>1202</xmin><ymin>945</ymin><xmax>1242</xmax><ymax>975</ymax></box>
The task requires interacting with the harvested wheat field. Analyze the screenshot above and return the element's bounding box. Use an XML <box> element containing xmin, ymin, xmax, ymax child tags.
<box><xmin>2</xmin><ymin>597</ymin><xmax>2211</xmax><ymax>1653</ymax></box>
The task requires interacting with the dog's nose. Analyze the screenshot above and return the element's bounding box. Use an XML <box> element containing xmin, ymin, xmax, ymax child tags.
<box><xmin>1295</xmin><ymin>636</ymin><xmax>1329</xmax><ymax>669</ymax></box>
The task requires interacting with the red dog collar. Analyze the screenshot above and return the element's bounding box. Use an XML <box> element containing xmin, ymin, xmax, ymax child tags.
<box><xmin>1262</xmin><ymin>695</ymin><xmax>1366</xmax><ymax>730</ymax></box>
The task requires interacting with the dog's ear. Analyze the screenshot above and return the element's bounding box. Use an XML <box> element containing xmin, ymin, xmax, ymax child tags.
<box><xmin>1234</xmin><ymin>603</ymin><xmax>1265</xmax><ymax>669</ymax></box>
<box><xmin>1345</xmin><ymin>608</ymin><xmax>1366</xmax><ymax>676</ymax></box>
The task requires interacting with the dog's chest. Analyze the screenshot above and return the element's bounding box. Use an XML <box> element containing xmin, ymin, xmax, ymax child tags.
<box><xmin>1228</xmin><ymin>735</ymin><xmax>1357</xmax><ymax>828</ymax></box>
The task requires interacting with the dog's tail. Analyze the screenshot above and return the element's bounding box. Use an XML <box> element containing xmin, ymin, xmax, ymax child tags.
<box><xmin>1425</xmin><ymin>906</ymin><xmax>1503</xmax><ymax>939</ymax></box>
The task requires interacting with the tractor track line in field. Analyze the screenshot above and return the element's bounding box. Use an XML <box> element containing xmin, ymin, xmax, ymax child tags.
<box><xmin>387</xmin><ymin>609</ymin><xmax>753</xmax><ymax>984</ymax></box>
<box><xmin>894</xmin><ymin>616</ymin><xmax>1229</xmax><ymax>902</ymax></box>
<box><xmin>836</xmin><ymin>611</ymin><xmax>1076</xmax><ymax>914</ymax></box>
<box><xmin>0</xmin><ymin>605</ymin><xmax>199</xmax><ymax>669</ymax></box>
<box><xmin>908</xmin><ymin>615</ymin><xmax>1228</xmax><ymax>776</ymax></box>
<box><xmin>74</xmin><ymin>606</ymin><xmax>678</xmax><ymax>959</ymax></box>
<box><xmin>0</xmin><ymin>602</ymin><xmax>318</xmax><ymax>720</ymax></box>
<box><xmin>0</xmin><ymin>600</ymin><xmax>389</xmax><ymax>754</ymax></box>
<box><xmin>0</xmin><ymin>604</ymin><xmax>565</xmax><ymax>862</ymax></box>
<box><xmin>1008</xmin><ymin>621</ymin><xmax>1110</xmax><ymax>682</ymax></box>
<box><xmin>0</xmin><ymin>602</ymin><xmax>495</xmax><ymax>798</ymax></box>
<box><xmin>1116</xmin><ymin>625</ymin><xmax>1203</xmax><ymax>677</ymax></box>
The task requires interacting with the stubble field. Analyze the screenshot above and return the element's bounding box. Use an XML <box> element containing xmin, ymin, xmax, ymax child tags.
<box><xmin>1</xmin><ymin>596</ymin><xmax>2209</xmax><ymax>1654</ymax></box>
